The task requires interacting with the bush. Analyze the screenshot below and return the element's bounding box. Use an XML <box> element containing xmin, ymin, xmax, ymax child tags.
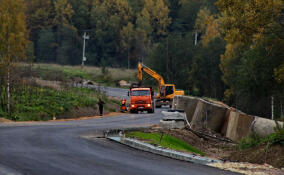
<box><xmin>239</xmin><ymin>122</ymin><xmax>284</xmax><ymax>149</ymax></box>
<box><xmin>239</xmin><ymin>136</ymin><xmax>262</xmax><ymax>150</ymax></box>
<box><xmin>7</xmin><ymin>86</ymin><xmax>100</xmax><ymax>121</ymax></box>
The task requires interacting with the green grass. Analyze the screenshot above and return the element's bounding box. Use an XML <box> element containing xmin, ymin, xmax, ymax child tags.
<box><xmin>126</xmin><ymin>131</ymin><xmax>205</xmax><ymax>155</ymax></box>
<box><xmin>239</xmin><ymin>123</ymin><xmax>284</xmax><ymax>149</ymax></box>
<box><xmin>10</xmin><ymin>87</ymin><xmax>99</xmax><ymax>121</ymax></box>
<box><xmin>62</xmin><ymin>68</ymin><xmax>92</xmax><ymax>80</ymax></box>
<box><xmin>0</xmin><ymin>85</ymin><xmax>119</xmax><ymax>121</ymax></box>
<box><xmin>22</xmin><ymin>63</ymin><xmax>137</xmax><ymax>87</ymax></box>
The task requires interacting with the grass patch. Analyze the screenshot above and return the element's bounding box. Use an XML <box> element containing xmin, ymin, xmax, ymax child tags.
<box><xmin>62</xmin><ymin>68</ymin><xmax>92</xmax><ymax>80</ymax></box>
<box><xmin>126</xmin><ymin>131</ymin><xmax>205</xmax><ymax>155</ymax></box>
<box><xmin>21</xmin><ymin>63</ymin><xmax>137</xmax><ymax>87</ymax></box>
<box><xmin>0</xmin><ymin>85</ymin><xmax>119</xmax><ymax>121</ymax></box>
<box><xmin>10</xmin><ymin>87</ymin><xmax>99</xmax><ymax>121</ymax></box>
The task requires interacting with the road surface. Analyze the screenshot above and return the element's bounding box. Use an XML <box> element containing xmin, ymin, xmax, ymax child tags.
<box><xmin>0</xmin><ymin>86</ymin><xmax>239</xmax><ymax>175</ymax></box>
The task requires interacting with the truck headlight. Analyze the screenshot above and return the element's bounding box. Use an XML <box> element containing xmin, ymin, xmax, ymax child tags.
<box><xmin>131</xmin><ymin>105</ymin><xmax>135</xmax><ymax>108</ymax></box>
<box><xmin>147</xmin><ymin>104</ymin><xmax>151</xmax><ymax>107</ymax></box>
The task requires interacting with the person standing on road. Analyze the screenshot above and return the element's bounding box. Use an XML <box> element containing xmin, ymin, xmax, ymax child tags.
<box><xmin>98</xmin><ymin>98</ymin><xmax>105</xmax><ymax>116</ymax></box>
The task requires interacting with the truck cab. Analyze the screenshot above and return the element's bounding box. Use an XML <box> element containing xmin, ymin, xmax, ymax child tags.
<box><xmin>129</xmin><ymin>87</ymin><xmax>154</xmax><ymax>113</ymax></box>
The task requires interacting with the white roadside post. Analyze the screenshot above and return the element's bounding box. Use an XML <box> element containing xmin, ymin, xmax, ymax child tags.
<box><xmin>82</xmin><ymin>32</ymin><xmax>90</xmax><ymax>69</ymax></box>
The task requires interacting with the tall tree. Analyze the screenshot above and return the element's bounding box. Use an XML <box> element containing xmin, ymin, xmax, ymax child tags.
<box><xmin>0</xmin><ymin>0</ymin><xmax>28</xmax><ymax>115</ymax></box>
<box><xmin>90</xmin><ymin>0</ymin><xmax>133</xmax><ymax>67</ymax></box>
<box><xmin>138</xmin><ymin>0</ymin><xmax>171</xmax><ymax>38</ymax></box>
<box><xmin>195</xmin><ymin>7</ymin><xmax>220</xmax><ymax>47</ymax></box>
<box><xmin>25</xmin><ymin>0</ymin><xmax>53</xmax><ymax>31</ymax></box>
<box><xmin>24</xmin><ymin>0</ymin><xmax>53</xmax><ymax>61</ymax></box>
<box><xmin>53</xmin><ymin>0</ymin><xmax>74</xmax><ymax>27</ymax></box>
<box><xmin>190</xmin><ymin>38</ymin><xmax>225</xmax><ymax>99</ymax></box>
<box><xmin>69</xmin><ymin>0</ymin><xmax>94</xmax><ymax>30</ymax></box>
<box><xmin>217</xmin><ymin>0</ymin><xmax>284</xmax><ymax>116</ymax></box>
<box><xmin>53</xmin><ymin>0</ymin><xmax>80</xmax><ymax>65</ymax></box>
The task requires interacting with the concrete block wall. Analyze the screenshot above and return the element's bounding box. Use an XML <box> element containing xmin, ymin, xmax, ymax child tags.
<box><xmin>225</xmin><ymin>112</ymin><xmax>255</xmax><ymax>142</ymax></box>
<box><xmin>190</xmin><ymin>99</ymin><xmax>228</xmax><ymax>133</ymax></box>
<box><xmin>173</xmin><ymin>96</ymin><xmax>198</xmax><ymax>122</ymax></box>
<box><xmin>173</xmin><ymin>96</ymin><xmax>283</xmax><ymax>142</ymax></box>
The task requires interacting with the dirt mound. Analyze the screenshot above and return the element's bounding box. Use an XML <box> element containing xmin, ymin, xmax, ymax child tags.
<box><xmin>0</xmin><ymin>118</ymin><xmax>12</xmax><ymax>123</ymax></box>
<box><xmin>57</xmin><ymin>107</ymin><xmax>99</xmax><ymax>119</ymax></box>
<box><xmin>56</xmin><ymin>102</ymin><xmax>119</xmax><ymax>120</ymax></box>
<box><xmin>227</xmin><ymin>144</ymin><xmax>284</xmax><ymax>169</ymax></box>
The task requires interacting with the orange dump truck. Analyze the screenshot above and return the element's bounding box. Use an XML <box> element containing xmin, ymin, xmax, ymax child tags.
<box><xmin>129</xmin><ymin>87</ymin><xmax>154</xmax><ymax>113</ymax></box>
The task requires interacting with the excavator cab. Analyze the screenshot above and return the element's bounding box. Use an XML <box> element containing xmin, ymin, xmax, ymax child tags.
<box><xmin>160</xmin><ymin>85</ymin><xmax>174</xmax><ymax>97</ymax></box>
<box><xmin>156</xmin><ymin>84</ymin><xmax>175</xmax><ymax>108</ymax></box>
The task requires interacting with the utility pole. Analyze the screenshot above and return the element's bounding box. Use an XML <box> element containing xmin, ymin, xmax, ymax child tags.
<box><xmin>82</xmin><ymin>32</ymin><xmax>89</xmax><ymax>69</ymax></box>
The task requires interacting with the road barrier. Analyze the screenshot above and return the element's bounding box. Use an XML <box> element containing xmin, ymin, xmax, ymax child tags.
<box><xmin>172</xmin><ymin>96</ymin><xmax>198</xmax><ymax>122</ymax></box>
<box><xmin>190</xmin><ymin>99</ymin><xmax>227</xmax><ymax>133</ymax></box>
<box><xmin>173</xmin><ymin>96</ymin><xmax>283</xmax><ymax>142</ymax></box>
<box><xmin>250</xmin><ymin>117</ymin><xmax>283</xmax><ymax>138</ymax></box>
<box><xmin>225</xmin><ymin>112</ymin><xmax>255</xmax><ymax>142</ymax></box>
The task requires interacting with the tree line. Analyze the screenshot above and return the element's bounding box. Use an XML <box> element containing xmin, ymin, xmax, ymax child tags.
<box><xmin>0</xmin><ymin>0</ymin><xmax>283</xmax><ymax>118</ymax></box>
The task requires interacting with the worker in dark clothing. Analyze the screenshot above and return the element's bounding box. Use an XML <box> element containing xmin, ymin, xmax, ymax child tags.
<box><xmin>98</xmin><ymin>98</ymin><xmax>105</xmax><ymax>116</ymax></box>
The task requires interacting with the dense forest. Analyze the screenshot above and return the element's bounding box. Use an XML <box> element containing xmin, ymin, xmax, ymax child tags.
<box><xmin>0</xmin><ymin>0</ymin><xmax>284</xmax><ymax>118</ymax></box>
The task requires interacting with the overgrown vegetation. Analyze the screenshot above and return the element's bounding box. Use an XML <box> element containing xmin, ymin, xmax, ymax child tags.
<box><xmin>0</xmin><ymin>63</ymin><xmax>121</xmax><ymax>121</ymax></box>
<box><xmin>19</xmin><ymin>64</ymin><xmax>136</xmax><ymax>87</ymax></box>
<box><xmin>0</xmin><ymin>83</ymin><xmax>116</xmax><ymax>121</ymax></box>
<box><xmin>239</xmin><ymin>123</ymin><xmax>284</xmax><ymax>150</ymax></box>
<box><xmin>126</xmin><ymin>131</ymin><xmax>205</xmax><ymax>155</ymax></box>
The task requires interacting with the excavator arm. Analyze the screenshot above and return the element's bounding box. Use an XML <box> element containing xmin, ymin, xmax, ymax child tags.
<box><xmin>137</xmin><ymin>62</ymin><xmax>165</xmax><ymax>90</ymax></box>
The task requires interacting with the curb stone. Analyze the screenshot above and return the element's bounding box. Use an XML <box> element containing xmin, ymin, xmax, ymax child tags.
<box><xmin>105</xmin><ymin>130</ymin><xmax>223</xmax><ymax>166</ymax></box>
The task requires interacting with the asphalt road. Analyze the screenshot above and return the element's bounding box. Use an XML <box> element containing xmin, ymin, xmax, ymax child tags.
<box><xmin>0</xmin><ymin>86</ymin><xmax>239</xmax><ymax>175</ymax></box>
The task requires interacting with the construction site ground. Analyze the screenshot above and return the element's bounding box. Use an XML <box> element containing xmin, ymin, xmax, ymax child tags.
<box><xmin>137</xmin><ymin>126</ymin><xmax>284</xmax><ymax>174</ymax></box>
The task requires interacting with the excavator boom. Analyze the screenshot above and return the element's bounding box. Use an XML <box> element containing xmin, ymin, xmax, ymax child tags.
<box><xmin>137</xmin><ymin>62</ymin><xmax>165</xmax><ymax>89</ymax></box>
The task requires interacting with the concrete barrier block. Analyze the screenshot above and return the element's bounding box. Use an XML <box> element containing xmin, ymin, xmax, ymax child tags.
<box><xmin>160</xmin><ymin>120</ymin><xmax>185</xmax><ymax>129</ymax></box>
<box><xmin>225</xmin><ymin>112</ymin><xmax>255</xmax><ymax>142</ymax></box>
<box><xmin>250</xmin><ymin>117</ymin><xmax>283</xmax><ymax>138</ymax></box>
<box><xmin>221</xmin><ymin>108</ymin><xmax>233</xmax><ymax>136</ymax></box>
<box><xmin>161</xmin><ymin>111</ymin><xmax>185</xmax><ymax>121</ymax></box>
<box><xmin>190</xmin><ymin>99</ymin><xmax>228</xmax><ymax>133</ymax></box>
<box><xmin>173</xmin><ymin>96</ymin><xmax>199</xmax><ymax>122</ymax></box>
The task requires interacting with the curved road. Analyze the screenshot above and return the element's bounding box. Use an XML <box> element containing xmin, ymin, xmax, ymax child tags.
<box><xmin>0</xmin><ymin>87</ymin><xmax>239</xmax><ymax>175</ymax></box>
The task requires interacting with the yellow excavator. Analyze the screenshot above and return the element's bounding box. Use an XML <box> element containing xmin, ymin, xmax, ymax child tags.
<box><xmin>137</xmin><ymin>62</ymin><xmax>184</xmax><ymax>108</ymax></box>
